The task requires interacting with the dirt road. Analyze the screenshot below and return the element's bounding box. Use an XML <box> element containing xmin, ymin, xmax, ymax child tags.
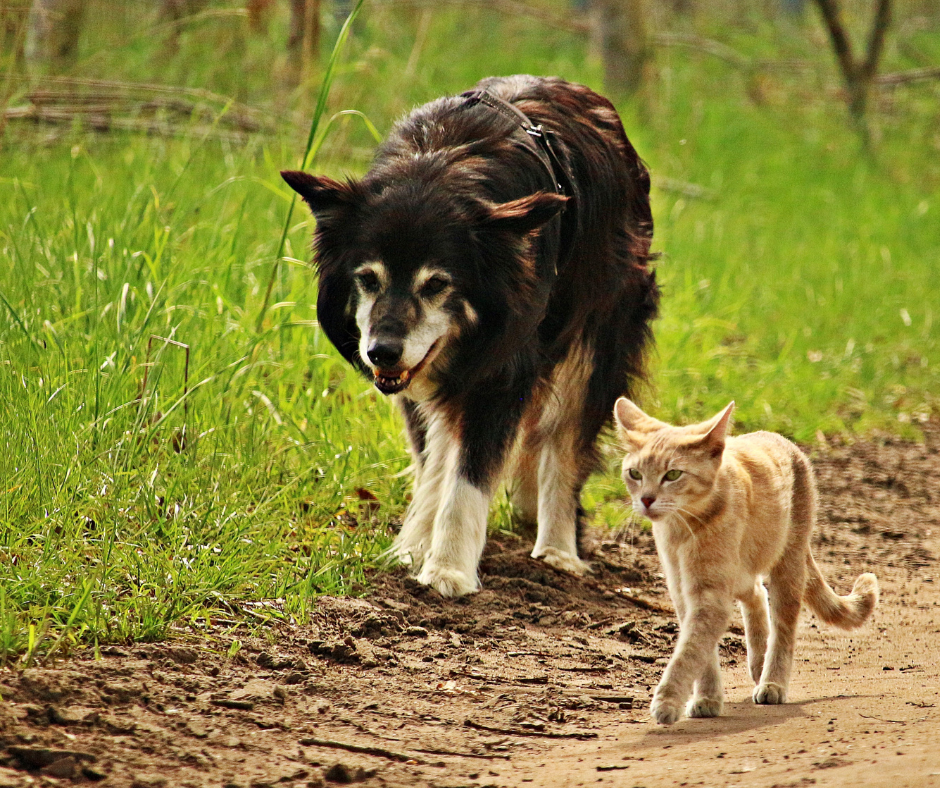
<box><xmin>1</xmin><ymin>430</ymin><xmax>938</xmax><ymax>788</ymax></box>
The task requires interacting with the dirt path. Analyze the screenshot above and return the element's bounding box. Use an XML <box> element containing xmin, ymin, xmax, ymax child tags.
<box><xmin>1</xmin><ymin>430</ymin><xmax>939</xmax><ymax>788</ymax></box>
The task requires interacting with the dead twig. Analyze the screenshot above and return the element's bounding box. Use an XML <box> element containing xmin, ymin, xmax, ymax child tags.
<box><xmin>449</xmin><ymin>669</ymin><xmax>548</xmax><ymax>686</ymax></box>
<box><xmin>413</xmin><ymin>746</ymin><xmax>511</xmax><ymax>761</ymax></box>
<box><xmin>297</xmin><ymin>735</ymin><xmax>437</xmax><ymax>765</ymax></box>
<box><xmin>876</xmin><ymin>66</ymin><xmax>940</xmax><ymax>86</ymax></box>
<box><xmin>463</xmin><ymin>719</ymin><xmax>598</xmax><ymax>740</ymax></box>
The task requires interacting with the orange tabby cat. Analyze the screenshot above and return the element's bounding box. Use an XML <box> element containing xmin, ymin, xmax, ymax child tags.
<box><xmin>614</xmin><ymin>398</ymin><xmax>879</xmax><ymax>725</ymax></box>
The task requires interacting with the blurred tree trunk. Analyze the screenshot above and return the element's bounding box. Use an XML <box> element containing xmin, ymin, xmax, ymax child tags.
<box><xmin>25</xmin><ymin>0</ymin><xmax>86</xmax><ymax>73</ymax></box>
<box><xmin>811</xmin><ymin>0</ymin><xmax>892</xmax><ymax>143</ymax></box>
<box><xmin>289</xmin><ymin>0</ymin><xmax>320</xmax><ymax>67</ymax></box>
<box><xmin>595</xmin><ymin>0</ymin><xmax>650</xmax><ymax>99</ymax></box>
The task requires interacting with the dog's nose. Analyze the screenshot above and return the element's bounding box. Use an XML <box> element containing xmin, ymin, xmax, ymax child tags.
<box><xmin>367</xmin><ymin>340</ymin><xmax>403</xmax><ymax>369</ymax></box>
<box><xmin>641</xmin><ymin>496</ymin><xmax>656</xmax><ymax>509</ymax></box>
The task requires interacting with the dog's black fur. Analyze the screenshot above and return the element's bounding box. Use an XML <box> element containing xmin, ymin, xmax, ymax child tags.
<box><xmin>283</xmin><ymin>75</ymin><xmax>658</xmax><ymax>596</ymax></box>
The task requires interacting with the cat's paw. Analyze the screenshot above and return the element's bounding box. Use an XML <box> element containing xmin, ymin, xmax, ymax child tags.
<box><xmin>533</xmin><ymin>547</ymin><xmax>591</xmax><ymax>576</ymax></box>
<box><xmin>650</xmin><ymin>695</ymin><xmax>683</xmax><ymax>726</ymax></box>
<box><xmin>753</xmin><ymin>682</ymin><xmax>787</xmax><ymax>705</ymax></box>
<box><xmin>687</xmin><ymin>697</ymin><xmax>723</xmax><ymax>718</ymax></box>
<box><xmin>415</xmin><ymin>563</ymin><xmax>479</xmax><ymax>598</ymax></box>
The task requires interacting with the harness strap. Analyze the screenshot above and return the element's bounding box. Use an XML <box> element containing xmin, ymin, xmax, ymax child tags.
<box><xmin>460</xmin><ymin>89</ymin><xmax>577</xmax><ymax>272</ymax></box>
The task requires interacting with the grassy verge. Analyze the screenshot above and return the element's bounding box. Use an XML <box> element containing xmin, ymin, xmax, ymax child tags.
<box><xmin>1</xmin><ymin>1</ymin><xmax>938</xmax><ymax>662</ymax></box>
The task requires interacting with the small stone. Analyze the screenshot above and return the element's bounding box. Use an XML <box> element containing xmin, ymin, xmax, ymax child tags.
<box><xmin>9</xmin><ymin>746</ymin><xmax>97</xmax><ymax>769</ymax></box>
<box><xmin>83</xmin><ymin>765</ymin><xmax>108</xmax><ymax>781</ymax></box>
<box><xmin>324</xmin><ymin>762</ymin><xmax>365</xmax><ymax>784</ymax></box>
<box><xmin>166</xmin><ymin>646</ymin><xmax>199</xmax><ymax>665</ymax></box>
<box><xmin>186</xmin><ymin>720</ymin><xmax>210</xmax><ymax>738</ymax></box>
<box><xmin>40</xmin><ymin>756</ymin><xmax>77</xmax><ymax>779</ymax></box>
<box><xmin>131</xmin><ymin>775</ymin><xmax>169</xmax><ymax>788</ymax></box>
<box><xmin>256</xmin><ymin>652</ymin><xmax>277</xmax><ymax>669</ymax></box>
<box><xmin>404</xmin><ymin>626</ymin><xmax>428</xmax><ymax>638</ymax></box>
<box><xmin>48</xmin><ymin>705</ymin><xmax>99</xmax><ymax>725</ymax></box>
<box><xmin>284</xmin><ymin>671</ymin><xmax>306</xmax><ymax>685</ymax></box>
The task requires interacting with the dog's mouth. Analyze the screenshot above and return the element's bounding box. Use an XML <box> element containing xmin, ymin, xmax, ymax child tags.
<box><xmin>372</xmin><ymin>341</ymin><xmax>440</xmax><ymax>395</ymax></box>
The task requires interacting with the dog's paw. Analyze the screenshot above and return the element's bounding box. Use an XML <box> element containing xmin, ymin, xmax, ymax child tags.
<box><xmin>650</xmin><ymin>695</ymin><xmax>682</xmax><ymax>726</ymax></box>
<box><xmin>533</xmin><ymin>547</ymin><xmax>591</xmax><ymax>576</ymax></box>
<box><xmin>753</xmin><ymin>682</ymin><xmax>787</xmax><ymax>705</ymax></box>
<box><xmin>389</xmin><ymin>539</ymin><xmax>428</xmax><ymax>569</ymax></box>
<box><xmin>687</xmin><ymin>696</ymin><xmax>723</xmax><ymax>718</ymax></box>
<box><xmin>415</xmin><ymin>563</ymin><xmax>479</xmax><ymax>598</ymax></box>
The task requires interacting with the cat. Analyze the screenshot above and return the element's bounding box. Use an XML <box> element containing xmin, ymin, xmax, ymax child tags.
<box><xmin>613</xmin><ymin>398</ymin><xmax>879</xmax><ymax>726</ymax></box>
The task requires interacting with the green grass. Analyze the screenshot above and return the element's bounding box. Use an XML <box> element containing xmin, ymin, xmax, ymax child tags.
<box><xmin>1</xmin><ymin>1</ymin><xmax>938</xmax><ymax>663</ymax></box>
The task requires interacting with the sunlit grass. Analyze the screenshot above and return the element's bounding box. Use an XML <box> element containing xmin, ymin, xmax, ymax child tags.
<box><xmin>1</xmin><ymin>0</ymin><xmax>938</xmax><ymax>661</ymax></box>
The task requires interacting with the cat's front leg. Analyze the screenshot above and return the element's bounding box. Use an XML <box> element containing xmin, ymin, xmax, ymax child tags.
<box><xmin>651</xmin><ymin>589</ymin><xmax>733</xmax><ymax>725</ymax></box>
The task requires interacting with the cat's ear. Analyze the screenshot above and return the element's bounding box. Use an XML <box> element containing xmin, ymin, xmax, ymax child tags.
<box><xmin>614</xmin><ymin>397</ymin><xmax>665</xmax><ymax>448</ymax></box>
<box><xmin>697</xmin><ymin>401</ymin><xmax>734</xmax><ymax>457</ymax></box>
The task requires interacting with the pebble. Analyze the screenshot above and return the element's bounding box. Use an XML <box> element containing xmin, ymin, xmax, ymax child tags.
<box><xmin>39</xmin><ymin>755</ymin><xmax>78</xmax><ymax>779</ymax></box>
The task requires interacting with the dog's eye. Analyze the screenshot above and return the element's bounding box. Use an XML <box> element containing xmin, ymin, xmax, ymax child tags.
<box><xmin>419</xmin><ymin>275</ymin><xmax>450</xmax><ymax>298</ymax></box>
<box><xmin>627</xmin><ymin>468</ymin><xmax>642</xmax><ymax>481</ymax></box>
<box><xmin>356</xmin><ymin>270</ymin><xmax>381</xmax><ymax>294</ymax></box>
<box><xmin>663</xmin><ymin>469</ymin><xmax>682</xmax><ymax>482</ymax></box>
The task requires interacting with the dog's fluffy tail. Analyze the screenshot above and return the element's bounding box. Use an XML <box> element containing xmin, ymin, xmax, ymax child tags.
<box><xmin>804</xmin><ymin>553</ymin><xmax>878</xmax><ymax>630</ymax></box>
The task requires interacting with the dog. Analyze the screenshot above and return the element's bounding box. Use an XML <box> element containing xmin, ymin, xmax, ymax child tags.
<box><xmin>282</xmin><ymin>75</ymin><xmax>659</xmax><ymax>597</ymax></box>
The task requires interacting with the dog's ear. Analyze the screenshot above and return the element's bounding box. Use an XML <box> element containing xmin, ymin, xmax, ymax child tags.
<box><xmin>481</xmin><ymin>192</ymin><xmax>568</xmax><ymax>235</ymax></box>
<box><xmin>281</xmin><ymin>171</ymin><xmax>361</xmax><ymax>220</ymax></box>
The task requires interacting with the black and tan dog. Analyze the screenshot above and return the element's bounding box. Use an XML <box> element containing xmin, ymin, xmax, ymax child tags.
<box><xmin>282</xmin><ymin>75</ymin><xmax>659</xmax><ymax>597</ymax></box>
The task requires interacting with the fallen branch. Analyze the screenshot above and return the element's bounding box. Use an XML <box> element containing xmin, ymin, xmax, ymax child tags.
<box><xmin>875</xmin><ymin>66</ymin><xmax>940</xmax><ymax>86</ymax></box>
<box><xmin>297</xmin><ymin>735</ymin><xmax>437</xmax><ymax>765</ymax></box>
<box><xmin>463</xmin><ymin>719</ymin><xmax>598</xmax><ymax>740</ymax></box>
<box><xmin>3</xmin><ymin>105</ymin><xmax>258</xmax><ymax>142</ymax></box>
<box><xmin>413</xmin><ymin>746</ymin><xmax>511</xmax><ymax>761</ymax></box>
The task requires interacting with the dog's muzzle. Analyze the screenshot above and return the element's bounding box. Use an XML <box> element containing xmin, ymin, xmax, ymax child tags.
<box><xmin>369</xmin><ymin>340</ymin><xmax>440</xmax><ymax>396</ymax></box>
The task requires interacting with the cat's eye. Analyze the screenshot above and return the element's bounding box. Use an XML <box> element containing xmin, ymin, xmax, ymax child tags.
<box><xmin>356</xmin><ymin>270</ymin><xmax>381</xmax><ymax>294</ymax></box>
<box><xmin>663</xmin><ymin>469</ymin><xmax>683</xmax><ymax>482</ymax></box>
<box><xmin>419</xmin><ymin>275</ymin><xmax>450</xmax><ymax>298</ymax></box>
<box><xmin>627</xmin><ymin>468</ymin><xmax>642</xmax><ymax>481</ymax></box>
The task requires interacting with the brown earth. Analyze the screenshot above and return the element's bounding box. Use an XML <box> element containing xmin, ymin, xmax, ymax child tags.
<box><xmin>2</xmin><ymin>429</ymin><xmax>940</xmax><ymax>788</ymax></box>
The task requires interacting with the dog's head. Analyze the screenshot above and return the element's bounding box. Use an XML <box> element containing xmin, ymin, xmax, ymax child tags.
<box><xmin>282</xmin><ymin>169</ymin><xmax>566</xmax><ymax>396</ymax></box>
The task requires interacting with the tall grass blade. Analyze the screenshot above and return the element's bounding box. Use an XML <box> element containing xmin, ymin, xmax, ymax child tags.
<box><xmin>255</xmin><ymin>0</ymin><xmax>368</xmax><ymax>333</ymax></box>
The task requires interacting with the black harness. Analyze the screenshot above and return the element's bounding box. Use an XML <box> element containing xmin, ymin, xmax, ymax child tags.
<box><xmin>460</xmin><ymin>89</ymin><xmax>577</xmax><ymax>272</ymax></box>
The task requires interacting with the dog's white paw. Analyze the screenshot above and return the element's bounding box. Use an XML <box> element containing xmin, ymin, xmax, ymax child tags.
<box><xmin>533</xmin><ymin>547</ymin><xmax>591</xmax><ymax>576</ymax></box>
<box><xmin>650</xmin><ymin>694</ymin><xmax>682</xmax><ymax>726</ymax></box>
<box><xmin>687</xmin><ymin>696</ymin><xmax>723</xmax><ymax>718</ymax></box>
<box><xmin>389</xmin><ymin>538</ymin><xmax>428</xmax><ymax>569</ymax></box>
<box><xmin>415</xmin><ymin>563</ymin><xmax>479</xmax><ymax>598</ymax></box>
<box><xmin>753</xmin><ymin>682</ymin><xmax>787</xmax><ymax>705</ymax></box>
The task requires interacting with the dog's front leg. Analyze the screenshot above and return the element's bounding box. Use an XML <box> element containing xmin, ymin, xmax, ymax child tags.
<box><xmin>393</xmin><ymin>409</ymin><xmax>447</xmax><ymax>569</ymax></box>
<box><xmin>416</xmin><ymin>391</ymin><xmax>525</xmax><ymax>597</ymax></box>
<box><xmin>415</xmin><ymin>460</ymin><xmax>490</xmax><ymax>598</ymax></box>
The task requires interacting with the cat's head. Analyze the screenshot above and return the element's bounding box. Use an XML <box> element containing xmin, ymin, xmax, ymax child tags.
<box><xmin>613</xmin><ymin>399</ymin><xmax>735</xmax><ymax>523</ymax></box>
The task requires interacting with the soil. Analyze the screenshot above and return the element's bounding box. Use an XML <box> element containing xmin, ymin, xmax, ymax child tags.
<box><xmin>2</xmin><ymin>429</ymin><xmax>940</xmax><ymax>788</ymax></box>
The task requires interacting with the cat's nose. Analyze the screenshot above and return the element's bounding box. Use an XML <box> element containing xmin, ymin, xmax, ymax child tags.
<box><xmin>641</xmin><ymin>496</ymin><xmax>656</xmax><ymax>509</ymax></box>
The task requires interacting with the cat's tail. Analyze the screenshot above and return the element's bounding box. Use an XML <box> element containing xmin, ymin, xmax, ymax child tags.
<box><xmin>804</xmin><ymin>553</ymin><xmax>879</xmax><ymax>629</ymax></box>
